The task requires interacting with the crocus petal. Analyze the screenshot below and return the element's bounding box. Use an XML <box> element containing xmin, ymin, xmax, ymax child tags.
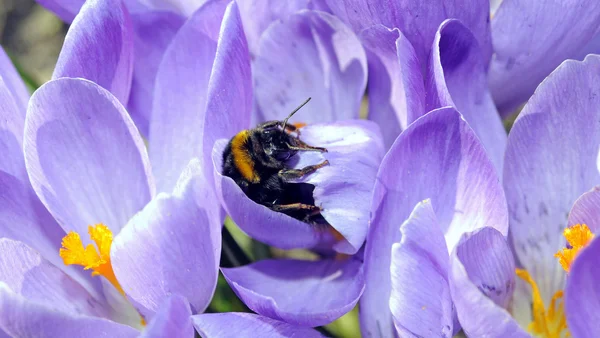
<box><xmin>221</xmin><ymin>258</ymin><xmax>364</xmax><ymax>327</ymax></box>
<box><xmin>565</xmin><ymin>236</ymin><xmax>600</xmax><ymax>338</ymax></box>
<box><xmin>0</xmin><ymin>78</ymin><xmax>27</xmax><ymax>181</ymax></box>
<box><xmin>361</xmin><ymin>107</ymin><xmax>507</xmax><ymax>337</ymax></box>
<box><xmin>53</xmin><ymin>0</ymin><xmax>134</xmax><ymax>107</ymax></box>
<box><xmin>428</xmin><ymin>19</ymin><xmax>506</xmax><ymax>174</ymax></box>
<box><xmin>127</xmin><ymin>11</ymin><xmax>185</xmax><ymax>137</ymax></box>
<box><xmin>140</xmin><ymin>295</ymin><xmax>193</xmax><ymax>338</ymax></box>
<box><xmin>448</xmin><ymin>228</ymin><xmax>527</xmax><ymax>337</ymax></box>
<box><xmin>253</xmin><ymin>10</ymin><xmax>367</xmax><ymax>123</ymax></box>
<box><xmin>359</xmin><ymin>25</ymin><xmax>425</xmax><ymax>148</ymax></box>
<box><xmin>0</xmin><ymin>284</ymin><xmax>137</xmax><ymax>338</ymax></box>
<box><xmin>284</xmin><ymin>120</ymin><xmax>384</xmax><ymax>254</ymax></box>
<box><xmin>24</xmin><ymin>78</ymin><xmax>154</xmax><ymax>235</ymax></box>
<box><xmin>173</xmin><ymin>158</ymin><xmax>222</xmax><ymax>264</ymax></box>
<box><xmin>390</xmin><ymin>200</ymin><xmax>453</xmax><ymax>337</ymax></box>
<box><xmin>325</xmin><ymin>0</ymin><xmax>492</xmax><ymax>69</ymax></box>
<box><xmin>237</xmin><ymin>0</ymin><xmax>312</xmax><ymax>56</ymax></box>
<box><xmin>0</xmin><ymin>239</ymin><xmax>107</xmax><ymax>318</ymax></box>
<box><xmin>567</xmin><ymin>187</ymin><xmax>600</xmax><ymax>233</ymax></box>
<box><xmin>0</xmin><ymin>46</ymin><xmax>29</xmax><ymax>113</ymax></box>
<box><xmin>192</xmin><ymin>313</ymin><xmax>324</xmax><ymax>337</ymax></box>
<box><xmin>201</xmin><ymin>1</ymin><xmax>253</xmax><ymax>185</ymax></box>
<box><xmin>489</xmin><ymin>0</ymin><xmax>600</xmax><ymax>115</ymax></box>
<box><xmin>149</xmin><ymin>0</ymin><xmax>247</xmax><ymax>193</ymax></box>
<box><xmin>455</xmin><ymin>227</ymin><xmax>515</xmax><ymax>308</ymax></box>
<box><xmin>112</xmin><ymin>160</ymin><xmax>220</xmax><ymax>319</ymax></box>
<box><xmin>36</xmin><ymin>0</ymin><xmax>85</xmax><ymax>22</ymax></box>
<box><xmin>503</xmin><ymin>55</ymin><xmax>600</xmax><ymax>305</ymax></box>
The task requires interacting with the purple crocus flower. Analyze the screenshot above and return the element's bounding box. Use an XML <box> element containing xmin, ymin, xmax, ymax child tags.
<box><xmin>0</xmin><ymin>10</ymin><xmax>218</xmax><ymax>333</ymax></box>
<box><xmin>210</xmin><ymin>9</ymin><xmax>384</xmax><ymax>330</ymax></box>
<box><xmin>430</xmin><ymin>54</ymin><xmax>600</xmax><ymax>338</ymax></box>
<box><xmin>147</xmin><ymin>0</ymin><xmax>383</xmax><ymax>328</ymax></box>
<box><xmin>320</xmin><ymin>0</ymin><xmax>505</xmax><ymax>174</ymax></box>
<box><xmin>472</xmin><ymin>54</ymin><xmax>600</xmax><ymax>336</ymax></box>
<box><xmin>316</xmin><ymin>0</ymin><xmax>600</xmax><ymax>171</ymax></box>
<box><xmin>0</xmin><ymin>71</ymin><xmax>219</xmax><ymax>334</ymax></box>
<box><xmin>359</xmin><ymin>106</ymin><xmax>509</xmax><ymax>336</ymax></box>
<box><xmin>387</xmin><ymin>54</ymin><xmax>600</xmax><ymax>338</ymax></box>
<box><xmin>210</xmin><ymin>120</ymin><xmax>377</xmax><ymax>326</ymax></box>
<box><xmin>1</xmin><ymin>12</ymin><xmax>322</xmax><ymax>337</ymax></box>
<box><xmin>150</xmin><ymin>0</ymin><xmax>380</xmax><ymax>251</ymax></box>
<box><xmin>389</xmin><ymin>198</ymin><xmax>522</xmax><ymax>337</ymax></box>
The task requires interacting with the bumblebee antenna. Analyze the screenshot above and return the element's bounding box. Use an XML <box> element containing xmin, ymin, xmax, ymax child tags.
<box><xmin>282</xmin><ymin>97</ymin><xmax>311</xmax><ymax>130</ymax></box>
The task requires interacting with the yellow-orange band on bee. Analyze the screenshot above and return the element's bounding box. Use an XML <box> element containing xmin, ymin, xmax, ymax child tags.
<box><xmin>515</xmin><ymin>269</ymin><xmax>568</xmax><ymax>337</ymax></box>
<box><xmin>59</xmin><ymin>224</ymin><xmax>124</xmax><ymax>295</ymax></box>
<box><xmin>231</xmin><ymin>130</ymin><xmax>260</xmax><ymax>183</ymax></box>
<box><xmin>554</xmin><ymin>223</ymin><xmax>595</xmax><ymax>272</ymax></box>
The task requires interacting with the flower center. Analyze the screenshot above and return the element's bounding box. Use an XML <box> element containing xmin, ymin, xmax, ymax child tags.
<box><xmin>515</xmin><ymin>269</ymin><xmax>567</xmax><ymax>338</ymax></box>
<box><xmin>59</xmin><ymin>224</ymin><xmax>124</xmax><ymax>295</ymax></box>
<box><xmin>554</xmin><ymin>223</ymin><xmax>595</xmax><ymax>273</ymax></box>
<box><xmin>515</xmin><ymin>224</ymin><xmax>594</xmax><ymax>337</ymax></box>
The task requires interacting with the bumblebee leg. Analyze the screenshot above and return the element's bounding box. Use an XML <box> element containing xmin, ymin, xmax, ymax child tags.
<box><xmin>271</xmin><ymin>203</ymin><xmax>321</xmax><ymax>213</ymax></box>
<box><xmin>287</xmin><ymin>139</ymin><xmax>327</xmax><ymax>153</ymax></box>
<box><xmin>278</xmin><ymin>160</ymin><xmax>329</xmax><ymax>180</ymax></box>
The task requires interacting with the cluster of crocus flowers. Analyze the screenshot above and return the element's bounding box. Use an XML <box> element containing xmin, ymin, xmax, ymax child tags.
<box><xmin>1</xmin><ymin>0</ymin><xmax>600</xmax><ymax>336</ymax></box>
<box><xmin>0</xmin><ymin>0</ymin><xmax>325</xmax><ymax>336</ymax></box>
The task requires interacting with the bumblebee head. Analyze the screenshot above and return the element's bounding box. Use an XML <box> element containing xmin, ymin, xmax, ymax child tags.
<box><xmin>260</xmin><ymin>127</ymin><xmax>297</xmax><ymax>161</ymax></box>
<box><xmin>259</xmin><ymin>97</ymin><xmax>312</xmax><ymax>162</ymax></box>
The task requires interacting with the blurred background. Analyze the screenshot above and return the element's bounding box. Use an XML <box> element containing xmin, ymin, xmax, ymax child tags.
<box><xmin>1</xmin><ymin>0</ymin><xmax>66</xmax><ymax>87</ymax></box>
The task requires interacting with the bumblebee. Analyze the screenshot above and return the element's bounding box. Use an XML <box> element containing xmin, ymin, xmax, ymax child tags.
<box><xmin>222</xmin><ymin>98</ymin><xmax>329</xmax><ymax>225</ymax></box>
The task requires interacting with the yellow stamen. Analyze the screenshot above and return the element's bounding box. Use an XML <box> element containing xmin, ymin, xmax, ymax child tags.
<box><xmin>59</xmin><ymin>224</ymin><xmax>124</xmax><ymax>295</ymax></box>
<box><xmin>515</xmin><ymin>269</ymin><xmax>568</xmax><ymax>338</ymax></box>
<box><xmin>514</xmin><ymin>224</ymin><xmax>594</xmax><ymax>337</ymax></box>
<box><xmin>554</xmin><ymin>224</ymin><xmax>595</xmax><ymax>272</ymax></box>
